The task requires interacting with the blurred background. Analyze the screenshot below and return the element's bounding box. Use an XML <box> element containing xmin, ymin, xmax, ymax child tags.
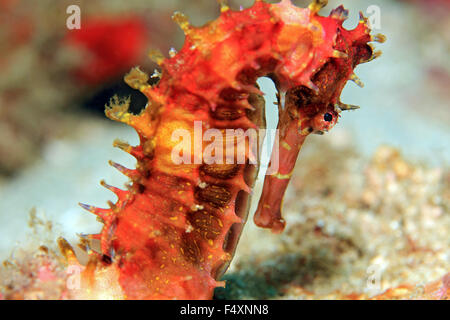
<box><xmin>0</xmin><ymin>0</ymin><xmax>448</xmax><ymax>298</ymax></box>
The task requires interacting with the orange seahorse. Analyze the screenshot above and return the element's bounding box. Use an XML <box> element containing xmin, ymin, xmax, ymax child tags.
<box><xmin>59</xmin><ymin>0</ymin><xmax>385</xmax><ymax>299</ymax></box>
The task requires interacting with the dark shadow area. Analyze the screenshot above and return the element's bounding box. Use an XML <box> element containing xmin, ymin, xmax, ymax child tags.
<box><xmin>80</xmin><ymin>77</ymin><xmax>151</xmax><ymax>116</ymax></box>
<box><xmin>214</xmin><ymin>248</ymin><xmax>338</xmax><ymax>300</ymax></box>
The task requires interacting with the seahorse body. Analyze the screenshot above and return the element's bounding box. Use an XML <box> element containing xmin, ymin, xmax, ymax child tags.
<box><xmin>62</xmin><ymin>0</ymin><xmax>383</xmax><ymax>299</ymax></box>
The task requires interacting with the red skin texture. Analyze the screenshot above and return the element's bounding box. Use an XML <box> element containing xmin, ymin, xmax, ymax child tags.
<box><xmin>254</xmin><ymin>14</ymin><xmax>373</xmax><ymax>232</ymax></box>
<box><xmin>70</xmin><ymin>1</ymin><xmax>379</xmax><ymax>300</ymax></box>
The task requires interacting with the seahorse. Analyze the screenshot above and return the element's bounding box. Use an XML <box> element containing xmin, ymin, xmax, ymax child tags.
<box><xmin>59</xmin><ymin>0</ymin><xmax>385</xmax><ymax>299</ymax></box>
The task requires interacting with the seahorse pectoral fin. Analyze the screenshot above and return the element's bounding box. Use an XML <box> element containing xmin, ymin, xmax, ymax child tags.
<box><xmin>254</xmin><ymin>104</ymin><xmax>308</xmax><ymax>233</ymax></box>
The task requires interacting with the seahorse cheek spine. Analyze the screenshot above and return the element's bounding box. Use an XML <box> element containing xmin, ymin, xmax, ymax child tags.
<box><xmin>63</xmin><ymin>0</ymin><xmax>382</xmax><ymax>300</ymax></box>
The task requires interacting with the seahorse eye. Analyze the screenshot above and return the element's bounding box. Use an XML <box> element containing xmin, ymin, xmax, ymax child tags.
<box><xmin>324</xmin><ymin>113</ymin><xmax>333</xmax><ymax>122</ymax></box>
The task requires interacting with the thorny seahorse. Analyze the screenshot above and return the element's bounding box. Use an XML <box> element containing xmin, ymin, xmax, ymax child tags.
<box><xmin>58</xmin><ymin>0</ymin><xmax>385</xmax><ymax>299</ymax></box>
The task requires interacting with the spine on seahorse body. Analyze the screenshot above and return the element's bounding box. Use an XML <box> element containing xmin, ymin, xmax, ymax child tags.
<box><xmin>61</xmin><ymin>0</ymin><xmax>384</xmax><ymax>300</ymax></box>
